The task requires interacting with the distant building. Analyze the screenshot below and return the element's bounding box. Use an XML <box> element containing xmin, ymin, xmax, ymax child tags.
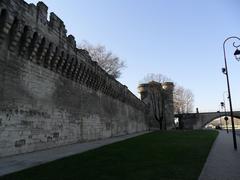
<box><xmin>138</xmin><ymin>81</ymin><xmax>174</xmax><ymax>130</ymax></box>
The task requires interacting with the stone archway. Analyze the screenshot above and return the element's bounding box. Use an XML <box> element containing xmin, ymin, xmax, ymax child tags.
<box><xmin>175</xmin><ymin>111</ymin><xmax>240</xmax><ymax>129</ymax></box>
<box><xmin>203</xmin><ymin>115</ymin><xmax>240</xmax><ymax>129</ymax></box>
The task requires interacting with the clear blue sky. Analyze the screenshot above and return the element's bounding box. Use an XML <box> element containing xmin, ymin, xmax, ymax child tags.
<box><xmin>25</xmin><ymin>0</ymin><xmax>240</xmax><ymax>112</ymax></box>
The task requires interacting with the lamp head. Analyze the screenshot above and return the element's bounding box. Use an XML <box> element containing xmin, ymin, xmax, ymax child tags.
<box><xmin>220</xmin><ymin>102</ymin><xmax>225</xmax><ymax>107</ymax></box>
<box><xmin>234</xmin><ymin>49</ymin><xmax>240</xmax><ymax>61</ymax></box>
<box><xmin>222</xmin><ymin>68</ymin><xmax>226</xmax><ymax>74</ymax></box>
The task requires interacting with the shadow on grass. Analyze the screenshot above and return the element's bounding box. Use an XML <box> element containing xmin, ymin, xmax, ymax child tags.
<box><xmin>0</xmin><ymin>130</ymin><xmax>218</xmax><ymax>180</ymax></box>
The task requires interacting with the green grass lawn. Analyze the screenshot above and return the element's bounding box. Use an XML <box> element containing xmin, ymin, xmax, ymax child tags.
<box><xmin>1</xmin><ymin>130</ymin><xmax>218</xmax><ymax>180</ymax></box>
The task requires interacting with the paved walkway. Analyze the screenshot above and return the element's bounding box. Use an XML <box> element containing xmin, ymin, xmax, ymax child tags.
<box><xmin>0</xmin><ymin>131</ymin><xmax>149</xmax><ymax>177</ymax></box>
<box><xmin>199</xmin><ymin>130</ymin><xmax>240</xmax><ymax>180</ymax></box>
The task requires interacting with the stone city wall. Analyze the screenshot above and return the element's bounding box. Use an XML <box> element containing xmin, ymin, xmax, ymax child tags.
<box><xmin>0</xmin><ymin>0</ymin><xmax>147</xmax><ymax>157</ymax></box>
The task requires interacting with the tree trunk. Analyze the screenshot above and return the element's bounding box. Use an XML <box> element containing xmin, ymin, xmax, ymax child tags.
<box><xmin>158</xmin><ymin>120</ymin><xmax>162</xmax><ymax>130</ymax></box>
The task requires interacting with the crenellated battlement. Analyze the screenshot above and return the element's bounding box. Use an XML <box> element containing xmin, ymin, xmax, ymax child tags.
<box><xmin>0</xmin><ymin>0</ymin><xmax>145</xmax><ymax>111</ymax></box>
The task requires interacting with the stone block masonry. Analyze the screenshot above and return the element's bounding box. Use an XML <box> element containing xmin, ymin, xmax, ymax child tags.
<box><xmin>0</xmin><ymin>0</ymin><xmax>147</xmax><ymax>157</ymax></box>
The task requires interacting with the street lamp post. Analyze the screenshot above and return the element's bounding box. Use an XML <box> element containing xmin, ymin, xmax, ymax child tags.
<box><xmin>221</xmin><ymin>101</ymin><xmax>229</xmax><ymax>133</ymax></box>
<box><xmin>222</xmin><ymin>91</ymin><xmax>229</xmax><ymax>133</ymax></box>
<box><xmin>222</xmin><ymin>91</ymin><xmax>228</xmax><ymax>108</ymax></box>
<box><xmin>218</xmin><ymin>103</ymin><xmax>223</xmax><ymax>129</ymax></box>
<box><xmin>225</xmin><ymin>116</ymin><xmax>229</xmax><ymax>133</ymax></box>
<box><xmin>222</xmin><ymin>36</ymin><xmax>240</xmax><ymax>150</ymax></box>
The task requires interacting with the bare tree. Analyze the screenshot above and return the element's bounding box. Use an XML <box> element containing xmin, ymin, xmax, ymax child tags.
<box><xmin>174</xmin><ymin>85</ymin><xmax>194</xmax><ymax>114</ymax></box>
<box><xmin>148</xmin><ymin>82</ymin><xmax>164</xmax><ymax>130</ymax></box>
<box><xmin>141</xmin><ymin>74</ymin><xmax>171</xmax><ymax>130</ymax></box>
<box><xmin>142</xmin><ymin>73</ymin><xmax>194</xmax><ymax>114</ymax></box>
<box><xmin>141</xmin><ymin>73</ymin><xmax>171</xmax><ymax>84</ymax></box>
<box><xmin>79</xmin><ymin>41</ymin><xmax>126</xmax><ymax>79</ymax></box>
